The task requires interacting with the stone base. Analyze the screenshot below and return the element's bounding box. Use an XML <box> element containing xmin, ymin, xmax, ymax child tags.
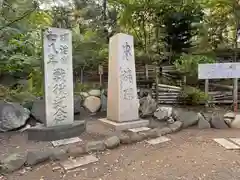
<box><xmin>27</xmin><ymin>121</ymin><xmax>86</xmax><ymax>141</ymax></box>
<box><xmin>99</xmin><ymin>118</ymin><xmax>149</xmax><ymax>131</ymax></box>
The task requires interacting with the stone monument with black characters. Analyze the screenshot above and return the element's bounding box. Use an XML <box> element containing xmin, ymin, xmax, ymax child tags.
<box><xmin>27</xmin><ymin>27</ymin><xmax>85</xmax><ymax>141</ymax></box>
<box><xmin>99</xmin><ymin>33</ymin><xmax>149</xmax><ymax>130</ymax></box>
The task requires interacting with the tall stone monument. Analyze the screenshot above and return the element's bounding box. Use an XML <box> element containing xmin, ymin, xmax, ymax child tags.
<box><xmin>100</xmin><ymin>33</ymin><xmax>149</xmax><ymax>130</ymax></box>
<box><xmin>27</xmin><ymin>27</ymin><xmax>85</xmax><ymax>141</ymax></box>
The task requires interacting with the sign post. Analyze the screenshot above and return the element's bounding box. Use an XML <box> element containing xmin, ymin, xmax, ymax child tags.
<box><xmin>198</xmin><ymin>63</ymin><xmax>240</xmax><ymax>112</ymax></box>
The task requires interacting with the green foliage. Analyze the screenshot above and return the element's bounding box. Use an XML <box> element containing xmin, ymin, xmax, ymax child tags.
<box><xmin>179</xmin><ymin>86</ymin><xmax>210</xmax><ymax>105</ymax></box>
<box><xmin>174</xmin><ymin>54</ymin><xmax>215</xmax><ymax>77</ymax></box>
<box><xmin>162</xmin><ymin>2</ymin><xmax>204</xmax><ymax>62</ymax></box>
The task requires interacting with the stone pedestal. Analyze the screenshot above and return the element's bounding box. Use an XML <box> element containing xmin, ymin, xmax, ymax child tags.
<box><xmin>28</xmin><ymin>27</ymin><xmax>85</xmax><ymax>141</ymax></box>
<box><xmin>99</xmin><ymin>33</ymin><xmax>149</xmax><ymax>130</ymax></box>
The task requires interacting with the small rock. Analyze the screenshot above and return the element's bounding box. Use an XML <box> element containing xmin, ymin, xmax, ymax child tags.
<box><xmin>230</xmin><ymin>114</ymin><xmax>240</xmax><ymax>128</ymax></box>
<box><xmin>139</xmin><ymin>129</ymin><xmax>159</xmax><ymax>139</ymax></box>
<box><xmin>174</xmin><ymin>108</ymin><xmax>198</xmax><ymax>128</ymax></box>
<box><xmin>74</xmin><ymin>96</ymin><xmax>84</xmax><ymax>114</ymax></box>
<box><xmin>26</xmin><ymin>151</ymin><xmax>51</xmax><ymax>166</ymax></box>
<box><xmin>210</xmin><ymin>114</ymin><xmax>229</xmax><ymax>129</ymax></box>
<box><xmin>50</xmin><ymin>148</ymin><xmax>68</xmax><ymax>161</ymax></box>
<box><xmin>85</xmin><ymin>141</ymin><xmax>106</xmax><ymax>152</ymax></box>
<box><xmin>0</xmin><ymin>101</ymin><xmax>30</xmax><ymax>132</ymax></box>
<box><xmin>224</xmin><ymin>112</ymin><xmax>236</xmax><ymax>119</ymax></box>
<box><xmin>119</xmin><ymin>134</ymin><xmax>131</xmax><ymax>144</ymax></box>
<box><xmin>138</xmin><ymin>89</ymin><xmax>150</xmax><ymax>98</ymax></box>
<box><xmin>80</xmin><ymin>92</ymin><xmax>89</xmax><ymax>98</ymax></box>
<box><xmin>154</xmin><ymin>106</ymin><xmax>173</xmax><ymax>121</ymax></box>
<box><xmin>83</xmin><ymin>96</ymin><xmax>101</xmax><ymax>113</ymax></box>
<box><xmin>139</xmin><ymin>95</ymin><xmax>157</xmax><ymax>118</ymax></box>
<box><xmin>0</xmin><ymin>153</ymin><xmax>26</xmax><ymax>173</ymax></box>
<box><xmin>31</xmin><ymin>99</ymin><xmax>45</xmax><ymax>124</ymax></box>
<box><xmin>129</xmin><ymin>132</ymin><xmax>144</xmax><ymax>143</ymax></box>
<box><xmin>198</xmin><ymin>113</ymin><xmax>211</xmax><ymax>129</ymax></box>
<box><xmin>100</xmin><ymin>92</ymin><xmax>107</xmax><ymax>112</ymax></box>
<box><xmin>104</xmin><ymin>136</ymin><xmax>120</xmax><ymax>149</ymax></box>
<box><xmin>157</xmin><ymin>127</ymin><xmax>172</xmax><ymax>136</ymax></box>
<box><xmin>67</xmin><ymin>146</ymin><xmax>86</xmax><ymax>157</ymax></box>
<box><xmin>88</xmin><ymin>89</ymin><xmax>101</xmax><ymax>97</ymax></box>
<box><xmin>224</xmin><ymin>118</ymin><xmax>233</xmax><ymax>126</ymax></box>
<box><xmin>168</xmin><ymin>121</ymin><xmax>183</xmax><ymax>132</ymax></box>
<box><xmin>167</xmin><ymin>117</ymin><xmax>175</xmax><ymax>124</ymax></box>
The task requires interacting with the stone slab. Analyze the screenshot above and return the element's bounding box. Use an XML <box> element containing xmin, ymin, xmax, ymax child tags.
<box><xmin>213</xmin><ymin>138</ymin><xmax>240</xmax><ymax>150</ymax></box>
<box><xmin>128</xmin><ymin>127</ymin><xmax>151</xmax><ymax>132</ymax></box>
<box><xmin>43</xmin><ymin>27</ymin><xmax>74</xmax><ymax>127</ymax></box>
<box><xmin>229</xmin><ymin>138</ymin><xmax>240</xmax><ymax>146</ymax></box>
<box><xmin>60</xmin><ymin>155</ymin><xmax>98</xmax><ymax>171</ymax></box>
<box><xmin>107</xmin><ymin>33</ymin><xmax>139</xmax><ymax>123</ymax></box>
<box><xmin>27</xmin><ymin>121</ymin><xmax>85</xmax><ymax>141</ymax></box>
<box><xmin>147</xmin><ymin>136</ymin><xmax>171</xmax><ymax>145</ymax></box>
<box><xmin>99</xmin><ymin>118</ymin><xmax>149</xmax><ymax>131</ymax></box>
<box><xmin>51</xmin><ymin>137</ymin><xmax>82</xmax><ymax>147</ymax></box>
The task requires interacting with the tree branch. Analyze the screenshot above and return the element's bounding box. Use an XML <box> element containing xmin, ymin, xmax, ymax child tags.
<box><xmin>0</xmin><ymin>7</ymin><xmax>37</xmax><ymax>31</ymax></box>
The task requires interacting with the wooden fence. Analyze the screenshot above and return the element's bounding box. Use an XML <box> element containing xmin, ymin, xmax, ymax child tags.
<box><xmin>81</xmin><ymin>64</ymin><xmax>238</xmax><ymax>105</ymax></box>
<box><xmin>84</xmin><ymin>64</ymin><xmax>158</xmax><ymax>88</ymax></box>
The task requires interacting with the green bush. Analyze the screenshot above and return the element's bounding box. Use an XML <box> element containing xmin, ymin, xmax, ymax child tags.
<box><xmin>174</xmin><ymin>54</ymin><xmax>215</xmax><ymax>84</ymax></box>
<box><xmin>179</xmin><ymin>86</ymin><xmax>210</xmax><ymax>105</ymax></box>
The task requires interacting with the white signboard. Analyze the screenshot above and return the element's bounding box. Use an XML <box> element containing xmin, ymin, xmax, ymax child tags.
<box><xmin>198</xmin><ymin>63</ymin><xmax>240</xmax><ymax>79</ymax></box>
<box><xmin>43</xmin><ymin>27</ymin><xmax>74</xmax><ymax>127</ymax></box>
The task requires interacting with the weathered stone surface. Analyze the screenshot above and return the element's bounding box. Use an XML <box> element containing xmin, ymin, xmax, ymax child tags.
<box><xmin>99</xmin><ymin>118</ymin><xmax>149</xmax><ymax>131</ymax></box>
<box><xmin>83</xmin><ymin>96</ymin><xmax>101</xmax><ymax>113</ymax></box>
<box><xmin>167</xmin><ymin>117</ymin><xmax>175</xmax><ymax>124</ymax></box>
<box><xmin>88</xmin><ymin>89</ymin><xmax>101</xmax><ymax>97</ymax></box>
<box><xmin>60</xmin><ymin>155</ymin><xmax>98</xmax><ymax>171</ymax></box>
<box><xmin>138</xmin><ymin>89</ymin><xmax>150</xmax><ymax>98</ymax></box>
<box><xmin>198</xmin><ymin>113</ymin><xmax>211</xmax><ymax>129</ymax></box>
<box><xmin>74</xmin><ymin>96</ymin><xmax>83</xmax><ymax>114</ymax></box>
<box><xmin>32</xmin><ymin>97</ymin><xmax>83</xmax><ymax>124</ymax></box>
<box><xmin>43</xmin><ymin>28</ymin><xmax>74</xmax><ymax>127</ymax></box>
<box><xmin>119</xmin><ymin>134</ymin><xmax>131</xmax><ymax>144</ymax></box>
<box><xmin>0</xmin><ymin>101</ymin><xmax>30</xmax><ymax>132</ymax></box>
<box><xmin>107</xmin><ymin>33</ymin><xmax>139</xmax><ymax>123</ymax></box>
<box><xmin>147</xmin><ymin>136</ymin><xmax>171</xmax><ymax>145</ymax></box>
<box><xmin>139</xmin><ymin>129</ymin><xmax>159</xmax><ymax>139</ymax></box>
<box><xmin>139</xmin><ymin>95</ymin><xmax>157</xmax><ymax>117</ymax></box>
<box><xmin>154</xmin><ymin>106</ymin><xmax>173</xmax><ymax>120</ymax></box>
<box><xmin>27</xmin><ymin>121</ymin><xmax>86</xmax><ymax>141</ymax></box>
<box><xmin>80</xmin><ymin>92</ymin><xmax>89</xmax><ymax>98</ymax></box>
<box><xmin>211</xmin><ymin>114</ymin><xmax>229</xmax><ymax>129</ymax></box>
<box><xmin>67</xmin><ymin>146</ymin><xmax>86</xmax><ymax>157</ymax></box>
<box><xmin>0</xmin><ymin>153</ymin><xmax>26</xmax><ymax>173</ymax></box>
<box><xmin>26</xmin><ymin>151</ymin><xmax>51</xmax><ymax>166</ymax></box>
<box><xmin>224</xmin><ymin>118</ymin><xmax>233</xmax><ymax>126</ymax></box>
<box><xmin>168</xmin><ymin>121</ymin><xmax>183</xmax><ymax>132</ymax></box>
<box><xmin>104</xmin><ymin>136</ymin><xmax>120</xmax><ymax>149</ymax></box>
<box><xmin>230</xmin><ymin>115</ymin><xmax>240</xmax><ymax>128</ymax></box>
<box><xmin>85</xmin><ymin>141</ymin><xmax>106</xmax><ymax>152</ymax></box>
<box><xmin>50</xmin><ymin>148</ymin><xmax>68</xmax><ymax>161</ymax></box>
<box><xmin>174</xmin><ymin>108</ymin><xmax>198</xmax><ymax>128</ymax></box>
<box><xmin>157</xmin><ymin>127</ymin><xmax>172</xmax><ymax>136</ymax></box>
<box><xmin>129</xmin><ymin>132</ymin><xmax>144</xmax><ymax>143</ymax></box>
<box><xmin>31</xmin><ymin>99</ymin><xmax>45</xmax><ymax>124</ymax></box>
<box><xmin>100</xmin><ymin>92</ymin><xmax>107</xmax><ymax>112</ymax></box>
<box><xmin>224</xmin><ymin>112</ymin><xmax>236</xmax><ymax>119</ymax></box>
<box><xmin>51</xmin><ymin>137</ymin><xmax>82</xmax><ymax>147</ymax></box>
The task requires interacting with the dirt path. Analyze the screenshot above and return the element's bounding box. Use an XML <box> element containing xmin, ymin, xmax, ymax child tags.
<box><xmin>2</xmin><ymin>128</ymin><xmax>240</xmax><ymax>180</ymax></box>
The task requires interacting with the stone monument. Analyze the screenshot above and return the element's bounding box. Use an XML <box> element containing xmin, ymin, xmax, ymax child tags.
<box><xmin>99</xmin><ymin>33</ymin><xmax>149</xmax><ymax>130</ymax></box>
<box><xmin>27</xmin><ymin>27</ymin><xmax>85</xmax><ymax>141</ymax></box>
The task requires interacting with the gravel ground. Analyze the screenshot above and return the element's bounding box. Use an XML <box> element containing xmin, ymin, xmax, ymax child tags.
<box><xmin>2</xmin><ymin>127</ymin><xmax>240</xmax><ymax>180</ymax></box>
